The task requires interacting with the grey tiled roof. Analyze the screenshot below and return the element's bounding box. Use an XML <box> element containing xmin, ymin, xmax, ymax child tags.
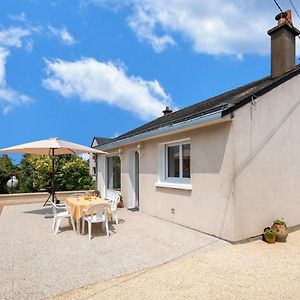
<box><xmin>98</xmin><ymin>65</ymin><xmax>300</xmax><ymax>148</ymax></box>
<box><xmin>92</xmin><ymin>137</ymin><xmax>112</xmax><ymax>147</ymax></box>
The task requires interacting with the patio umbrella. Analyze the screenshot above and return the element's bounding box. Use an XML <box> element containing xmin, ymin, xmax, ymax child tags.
<box><xmin>0</xmin><ymin>137</ymin><xmax>106</xmax><ymax>204</ymax></box>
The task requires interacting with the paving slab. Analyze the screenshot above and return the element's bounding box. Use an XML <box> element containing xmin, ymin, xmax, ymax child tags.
<box><xmin>0</xmin><ymin>203</ymin><xmax>226</xmax><ymax>300</ymax></box>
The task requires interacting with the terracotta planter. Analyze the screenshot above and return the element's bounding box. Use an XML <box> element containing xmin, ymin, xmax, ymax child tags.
<box><xmin>271</xmin><ymin>223</ymin><xmax>288</xmax><ymax>242</ymax></box>
<box><xmin>263</xmin><ymin>228</ymin><xmax>277</xmax><ymax>244</ymax></box>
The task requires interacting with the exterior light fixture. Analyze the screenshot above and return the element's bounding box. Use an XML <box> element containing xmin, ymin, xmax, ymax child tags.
<box><xmin>118</xmin><ymin>147</ymin><xmax>122</xmax><ymax>157</ymax></box>
<box><xmin>137</xmin><ymin>143</ymin><xmax>143</xmax><ymax>156</ymax></box>
<box><xmin>7</xmin><ymin>175</ymin><xmax>18</xmax><ymax>192</ymax></box>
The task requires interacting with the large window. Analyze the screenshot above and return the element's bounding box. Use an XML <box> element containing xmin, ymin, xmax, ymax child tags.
<box><xmin>106</xmin><ymin>155</ymin><xmax>121</xmax><ymax>190</ymax></box>
<box><xmin>166</xmin><ymin>143</ymin><xmax>190</xmax><ymax>179</ymax></box>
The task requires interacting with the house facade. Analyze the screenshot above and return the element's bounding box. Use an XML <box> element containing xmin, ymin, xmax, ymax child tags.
<box><xmin>89</xmin><ymin>137</ymin><xmax>112</xmax><ymax>181</ymax></box>
<box><xmin>94</xmin><ymin>11</ymin><xmax>300</xmax><ymax>242</ymax></box>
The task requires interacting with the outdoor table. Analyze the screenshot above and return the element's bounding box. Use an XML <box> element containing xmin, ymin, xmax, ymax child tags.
<box><xmin>65</xmin><ymin>196</ymin><xmax>111</xmax><ymax>234</ymax></box>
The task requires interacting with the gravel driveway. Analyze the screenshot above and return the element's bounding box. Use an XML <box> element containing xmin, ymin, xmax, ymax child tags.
<box><xmin>0</xmin><ymin>203</ymin><xmax>226</xmax><ymax>300</ymax></box>
<box><xmin>50</xmin><ymin>229</ymin><xmax>300</xmax><ymax>300</ymax></box>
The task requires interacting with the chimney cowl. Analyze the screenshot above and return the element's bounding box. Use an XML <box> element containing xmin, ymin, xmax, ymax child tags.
<box><xmin>275</xmin><ymin>10</ymin><xmax>292</xmax><ymax>26</ymax></box>
<box><xmin>162</xmin><ymin>106</ymin><xmax>172</xmax><ymax>116</ymax></box>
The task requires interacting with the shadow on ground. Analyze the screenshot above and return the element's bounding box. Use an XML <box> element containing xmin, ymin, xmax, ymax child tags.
<box><xmin>23</xmin><ymin>206</ymin><xmax>53</xmax><ymax>215</ymax></box>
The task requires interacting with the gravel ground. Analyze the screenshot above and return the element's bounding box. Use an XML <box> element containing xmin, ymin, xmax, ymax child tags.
<box><xmin>48</xmin><ymin>230</ymin><xmax>300</xmax><ymax>300</ymax></box>
<box><xmin>0</xmin><ymin>203</ymin><xmax>225</xmax><ymax>300</ymax></box>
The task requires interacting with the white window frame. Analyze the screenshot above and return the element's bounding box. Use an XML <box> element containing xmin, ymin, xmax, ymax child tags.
<box><xmin>156</xmin><ymin>138</ymin><xmax>192</xmax><ymax>190</ymax></box>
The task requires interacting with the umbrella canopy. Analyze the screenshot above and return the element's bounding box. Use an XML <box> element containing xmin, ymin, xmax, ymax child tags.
<box><xmin>0</xmin><ymin>137</ymin><xmax>106</xmax><ymax>155</ymax></box>
<box><xmin>0</xmin><ymin>137</ymin><xmax>107</xmax><ymax>205</ymax></box>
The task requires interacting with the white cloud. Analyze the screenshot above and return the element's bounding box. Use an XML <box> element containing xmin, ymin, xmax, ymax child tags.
<box><xmin>0</xmin><ymin>48</ymin><xmax>8</xmax><ymax>84</ymax></box>
<box><xmin>0</xmin><ymin>26</ymin><xmax>32</xmax><ymax>48</ymax></box>
<box><xmin>0</xmin><ymin>24</ymin><xmax>34</xmax><ymax>113</ymax></box>
<box><xmin>9</xmin><ymin>12</ymin><xmax>27</xmax><ymax>22</ymax></box>
<box><xmin>128</xmin><ymin>6</ymin><xmax>175</xmax><ymax>53</ymax></box>
<box><xmin>0</xmin><ymin>48</ymin><xmax>31</xmax><ymax>114</ymax></box>
<box><xmin>24</xmin><ymin>39</ymin><xmax>34</xmax><ymax>52</ymax></box>
<box><xmin>43</xmin><ymin>57</ymin><xmax>171</xmax><ymax>120</ymax></box>
<box><xmin>0</xmin><ymin>18</ymin><xmax>77</xmax><ymax>114</ymax></box>
<box><xmin>88</xmin><ymin>0</ymin><xmax>282</xmax><ymax>57</ymax></box>
<box><xmin>48</xmin><ymin>25</ymin><xmax>76</xmax><ymax>45</ymax></box>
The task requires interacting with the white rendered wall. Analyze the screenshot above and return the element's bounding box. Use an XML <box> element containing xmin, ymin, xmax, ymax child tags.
<box><xmin>137</xmin><ymin>123</ymin><xmax>235</xmax><ymax>241</ymax></box>
<box><xmin>232</xmin><ymin>75</ymin><xmax>300</xmax><ymax>240</ymax></box>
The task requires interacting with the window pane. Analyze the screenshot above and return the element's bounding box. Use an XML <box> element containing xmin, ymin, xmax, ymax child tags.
<box><xmin>107</xmin><ymin>156</ymin><xmax>121</xmax><ymax>190</ymax></box>
<box><xmin>182</xmin><ymin>144</ymin><xmax>190</xmax><ymax>178</ymax></box>
<box><xmin>168</xmin><ymin>145</ymin><xmax>180</xmax><ymax>177</ymax></box>
<box><xmin>107</xmin><ymin>157</ymin><xmax>113</xmax><ymax>189</ymax></box>
<box><xmin>113</xmin><ymin>156</ymin><xmax>121</xmax><ymax>190</ymax></box>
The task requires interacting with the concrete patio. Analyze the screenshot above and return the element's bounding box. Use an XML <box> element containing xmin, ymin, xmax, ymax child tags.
<box><xmin>0</xmin><ymin>203</ymin><xmax>227</xmax><ymax>300</ymax></box>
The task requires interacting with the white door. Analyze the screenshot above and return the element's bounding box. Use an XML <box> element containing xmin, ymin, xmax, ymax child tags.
<box><xmin>128</xmin><ymin>151</ymin><xmax>139</xmax><ymax>208</ymax></box>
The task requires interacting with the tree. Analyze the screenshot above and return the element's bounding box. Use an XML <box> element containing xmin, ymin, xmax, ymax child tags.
<box><xmin>18</xmin><ymin>154</ymin><xmax>93</xmax><ymax>193</ymax></box>
<box><xmin>0</xmin><ymin>155</ymin><xmax>18</xmax><ymax>193</ymax></box>
<box><xmin>18</xmin><ymin>154</ymin><xmax>50</xmax><ymax>193</ymax></box>
<box><xmin>0</xmin><ymin>169</ymin><xmax>8</xmax><ymax>193</ymax></box>
<box><xmin>56</xmin><ymin>156</ymin><xmax>94</xmax><ymax>190</ymax></box>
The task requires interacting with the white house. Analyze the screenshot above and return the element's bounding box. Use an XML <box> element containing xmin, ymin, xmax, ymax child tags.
<box><xmin>93</xmin><ymin>10</ymin><xmax>300</xmax><ymax>242</ymax></box>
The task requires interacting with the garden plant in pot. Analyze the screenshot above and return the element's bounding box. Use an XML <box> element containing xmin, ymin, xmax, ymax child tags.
<box><xmin>263</xmin><ymin>227</ymin><xmax>277</xmax><ymax>244</ymax></box>
<box><xmin>271</xmin><ymin>219</ymin><xmax>288</xmax><ymax>242</ymax></box>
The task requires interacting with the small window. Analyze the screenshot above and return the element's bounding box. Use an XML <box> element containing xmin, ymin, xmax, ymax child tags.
<box><xmin>166</xmin><ymin>142</ymin><xmax>190</xmax><ymax>180</ymax></box>
<box><xmin>106</xmin><ymin>156</ymin><xmax>121</xmax><ymax>190</ymax></box>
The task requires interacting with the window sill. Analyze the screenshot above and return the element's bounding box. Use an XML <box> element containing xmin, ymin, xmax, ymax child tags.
<box><xmin>155</xmin><ymin>182</ymin><xmax>192</xmax><ymax>190</ymax></box>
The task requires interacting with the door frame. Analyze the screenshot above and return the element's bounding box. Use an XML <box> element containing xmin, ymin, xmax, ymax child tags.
<box><xmin>128</xmin><ymin>151</ymin><xmax>139</xmax><ymax>208</ymax></box>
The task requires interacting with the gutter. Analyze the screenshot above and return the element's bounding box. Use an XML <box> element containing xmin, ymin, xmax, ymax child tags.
<box><xmin>97</xmin><ymin>109</ymin><xmax>229</xmax><ymax>151</ymax></box>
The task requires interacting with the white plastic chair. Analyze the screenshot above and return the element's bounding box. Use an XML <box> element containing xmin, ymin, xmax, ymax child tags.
<box><xmin>82</xmin><ymin>204</ymin><xmax>109</xmax><ymax>240</ymax></box>
<box><xmin>109</xmin><ymin>194</ymin><xmax>120</xmax><ymax>225</ymax></box>
<box><xmin>51</xmin><ymin>201</ymin><xmax>75</xmax><ymax>234</ymax></box>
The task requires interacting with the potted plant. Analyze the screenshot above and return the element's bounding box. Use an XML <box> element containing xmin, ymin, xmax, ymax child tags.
<box><xmin>271</xmin><ymin>219</ymin><xmax>288</xmax><ymax>242</ymax></box>
<box><xmin>263</xmin><ymin>227</ymin><xmax>277</xmax><ymax>244</ymax></box>
<box><xmin>117</xmin><ymin>195</ymin><xmax>124</xmax><ymax>208</ymax></box>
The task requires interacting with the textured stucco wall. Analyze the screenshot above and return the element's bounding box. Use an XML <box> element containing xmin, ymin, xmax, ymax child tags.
<box><xmin>232</xmin><ymin>75</ymin><xmax>300</xmax><ymax>240</ymax></box>
<box><xmin>97</xmin><ymin>122</ymin><xmax>235</xmax><ymax>240</ymax></box>
<box><xmin>137</xmin><ymin>123</ymin><xmax>235</xmax><ymax>241</ymax></box>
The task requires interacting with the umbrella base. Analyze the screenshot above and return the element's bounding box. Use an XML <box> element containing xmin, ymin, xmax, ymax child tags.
<box><xmin>43</xmin><ymin>192</ymin><xmax>60</xmax><ymax>207</ymax></box>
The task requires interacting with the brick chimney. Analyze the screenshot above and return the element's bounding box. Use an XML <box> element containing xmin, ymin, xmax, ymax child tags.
<box><xmin>268</xmin><ymin>10</ymin><xmax>300</xmax><ymax>78</ymax></box>
<box><xmin>162</xmin><ymin>106</ymin><xmax>172</xmax><ymax>116</ymax></box>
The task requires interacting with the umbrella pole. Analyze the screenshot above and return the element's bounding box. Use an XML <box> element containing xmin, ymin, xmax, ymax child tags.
<box><xmin>44</xmin><ymin>148</ymin><xmax>56</xmax><ymax>216</ymax></box>
<box><xmin>51</xmin><ymin>148</ymin><xmax>55</xmax><ymax>203</ymax></box>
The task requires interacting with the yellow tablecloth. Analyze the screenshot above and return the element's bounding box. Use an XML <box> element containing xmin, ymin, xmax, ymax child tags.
<box><xmin>65</xmin><ymin>196</ymin><xmax>110</xmax><ymax>221</ymax></box>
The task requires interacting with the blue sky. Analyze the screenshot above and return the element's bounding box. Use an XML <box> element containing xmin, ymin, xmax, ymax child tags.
<box><xmin>0</xmin><ymin>0</ymin><xmax>299</xmax><ymax>162</ymax></box>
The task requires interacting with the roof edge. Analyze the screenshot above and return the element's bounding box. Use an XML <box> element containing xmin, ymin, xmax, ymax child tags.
<box><xmin>96</xmin><ymin>110</ymin><xmax>229</xmax><ymax>151</ymax></box>
<box><xmin>222</xmin><ymin>66</ymin><xmax>300</xmax><ymax>117</ymax></box>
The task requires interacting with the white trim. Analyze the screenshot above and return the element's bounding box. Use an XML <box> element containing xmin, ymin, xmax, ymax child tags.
<box><xmin>106</xmin><ymin>152</ymin><xmax>120</xmax><ymax>157</ymax></box>
<box><xmin>106</xmin><ymin>155</ymin><xmax>121</xmax><ymax>191</ymax></box>
<box><xmin>97</xmin><ymin>111</ymin><xmax>229</xmax><ymax>151</ymax></box>
<box><xmin>155</xmin><ymin>182</ymin><xmax>192</xmax><ymax>190</ymax></box>
<box><xmin>164</xmin><ymin>137</ymin><xmax>191</xmax><ymax>145</ymax></box>
<box><xmin>157</xmin><ymin>138</ymin><xmax>191</xmax><ymax>187</ymax></box>
<box><xmin>97</xmin><ymin>154</ymin><xmax>106</xmax><ymax>198</ymax></box>
<box><xmin>157</xmin><ymin>143</ymin><xmax>165</xmax><ymax>183</ymax></box>
<box><xmin>165</xmin><ymin>140</ymin><xmax>191</xmax><ymax>181</ymax></box>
